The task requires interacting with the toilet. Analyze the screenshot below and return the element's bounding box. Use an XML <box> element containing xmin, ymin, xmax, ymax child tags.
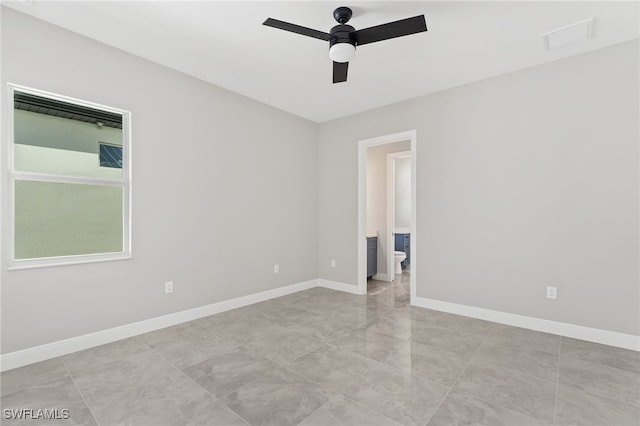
<box><xmin>394</xmin><ymin>251</ymin><xmax>407</xmax><ymax>275</ymax></box>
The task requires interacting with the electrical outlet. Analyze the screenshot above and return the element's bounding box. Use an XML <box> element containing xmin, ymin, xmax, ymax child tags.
<box><xmin>546</xmin><ymin>286</ymin><xmax>557</xmax><ymax>300</ymax></box>
<box><xmin>164</xmin><ymin>281</ymin><xmax>173</xmax><ymax>294</ymax></box>
<box><xmin>331</xmin><ymin>259</ymin><xmax>336</xmax><ymax>268</ymax></box>
<box><xmin>273</xmin><ymin>264</ymin><xmax>279</xmax><ymax>273</ymax></box>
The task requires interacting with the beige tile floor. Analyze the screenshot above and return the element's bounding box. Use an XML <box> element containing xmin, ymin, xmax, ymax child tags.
<box><xmin>2</xmin><ymin>273</ymin><xmax>639</xmax><ymax>425</ymax></box>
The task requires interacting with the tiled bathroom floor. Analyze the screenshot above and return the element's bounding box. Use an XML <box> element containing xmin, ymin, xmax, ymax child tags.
<box><xmin>2</xmin><ymin>273</ymin><xmax>639</xmax><ymax>425</ymax></box>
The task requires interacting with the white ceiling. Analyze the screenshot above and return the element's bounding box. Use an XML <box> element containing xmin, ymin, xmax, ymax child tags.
<box><xmin>4</xmin><ymin>1</ymin><xmax>639</xmax><ymax>123</ymax></box>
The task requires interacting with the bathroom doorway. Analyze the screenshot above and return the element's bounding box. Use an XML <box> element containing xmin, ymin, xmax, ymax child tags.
<box><xmin>357</xmin><ymin>130</ymin><xmax>416</xmax><ymax>301</ymax></box>
<box><xmin>388</xmin><ymin>150</ymin><xmax>411</xmax><ymax>281</ymax></box>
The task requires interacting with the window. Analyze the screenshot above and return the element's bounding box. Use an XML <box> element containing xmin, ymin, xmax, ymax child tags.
<box><xmin>8</xmin><ymin>84</ymin><xmax>131</xmax><ymax>269</ymax></box>
<box><xmin>99</xmin><ymin>143</ymin><xmax>123</xmax><ymax>169</ymax></box>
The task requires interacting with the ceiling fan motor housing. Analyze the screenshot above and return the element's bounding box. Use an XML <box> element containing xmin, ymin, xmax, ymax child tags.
<box><xmin>330</xmin><ymin>24</ymin><xmax>356</xmax><ymax>47</ymax></box>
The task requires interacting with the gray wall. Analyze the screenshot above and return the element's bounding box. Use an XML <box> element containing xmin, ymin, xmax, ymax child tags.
<box><xmin>318</xmin><ymin>39</ymin><xmax>639</xmax><ymax>336</ymax></box>
<box><xmin>1</xmin><ymin>8</ymin><xmax>318</xmax><ymax>353</ymax></box>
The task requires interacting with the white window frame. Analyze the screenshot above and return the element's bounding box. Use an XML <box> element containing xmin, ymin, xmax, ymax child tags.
<box><xmin>7</xmin><ymin>83</ymin><xmax>132</xmax><ymax>270</ymax></box>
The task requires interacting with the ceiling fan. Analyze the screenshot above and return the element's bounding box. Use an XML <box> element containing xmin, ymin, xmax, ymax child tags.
<box><xmin>263</xmin><ymin>7</ymin><xmax>428</xmax><ymax>84</ymax></box>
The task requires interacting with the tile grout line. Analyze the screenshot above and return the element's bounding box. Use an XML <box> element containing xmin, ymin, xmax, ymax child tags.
<box><xmin>426</xmin><ymin>325</ymin><xmax>559</xmax><ymax>424</ymax></box>
<box><xmin>217</xmin><ymin>361</ymin><xmax>281</xmax><ymax>401</ymax></box>
<box><xmin>335</xmin><ymin>392</ymin><xmax>403</xmax><ymax>426</ymax></box>
<box><xmin>281</xmin><ymin>353</ymin><xmax>402</xmax><ymax>426</ymax></box>
<box><xmin>558</xmin><ymin>382</ymin><xmax>640</xmax><ymax>410</ymax></box>
<box><xmin>553</xmin><ymin>337</ymin><xmax>563</xmax><ymax>424</ymax></box>
<box><xmin>245</xmin><ymin>316</ymin><xmax>363</xmax><ymax>369</ymax></box>
<box><xmin>485</xmin><ymin>335</ymin><xmax>561</xmax><ymax>357</ymax></box>
<box><xmin>292</xmin><ymin>398</ymin><xmax>330</xmax><ymax>425</ymax></box>
<box><xmin>215</xmin><ymin>346</ymin><xmax>308</xmax><ymax>401</ymax></box>
<box><xmin>486</xmin><ymin>322</ymin><xmax>563</xmax><ymax>355</ymax></box>
<box><xmin>338</xmin><ymin>394</ymin><xmax>402</xmax><ymax>426</ymax></box>
<box><xmin>208</xmin><ymin>360</ymin><xmax>388</xmax><ymax>426</ymax></box>
<box><xmin>451</xmin><ymin>389</ymin><xmax>550</xmax><ymax>425</ymax></box>
<box><xmin>559</xmin><ymin>342</ymin><xmax>640</xmax><ymax>375</ymax></box>
<box><xmin>423</xmin><ymin>334</ymin><xmax>487</xmax><ymax>425</ymax></box>
<box><xmin>410</xmin><ymin>327</ymin><xmax>484</xmax><ymax>362</ymax></box>
<box><xmin>60</xmin><ymin>359</ymin><xmax>102</xmax><ymax>426</ymax></box>
<box><xmin>462</xmin><ymin>346</ymin><xmax>561</xmax><ymax>384</ymax></box>
<box><xmin>140</xmin><ymin>337</ymin><xmax>253</xmax><ymax>426</ymax></box>
<box><xmin>554</xmin><ymin>356</ymin><xmax>640</xmax><ymax>410</ymax></box>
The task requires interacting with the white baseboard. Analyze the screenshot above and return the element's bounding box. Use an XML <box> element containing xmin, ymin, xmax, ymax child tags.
<box><xmin>413</xmin><ymin>296</ymin><xmax>640</xmax><ymax>351</ymax></box>
<box><xmin>317</xmin><ymin>279</ymin><xmax>364</xmax><ymax>295</ymax></box>
<box><xmin>372</xmin><ymin>273</ymin><xmax>391</xmax><ymax>282</ymax></box>
<box><xmin>0</xmin><ymin>279</ymin><xmax>317</xmax><ymax>372</ymax></box>
<box><xmin>7</xmin><ymin>282</ymin><xmax>635</xmax><ymax>372</ymax></box>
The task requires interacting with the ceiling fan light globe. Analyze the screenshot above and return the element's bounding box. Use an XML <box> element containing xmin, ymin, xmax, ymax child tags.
<box><xmin>329</xmin><ymin>43</ymin><xmax>356</xmax><ymax>63</ymax></box>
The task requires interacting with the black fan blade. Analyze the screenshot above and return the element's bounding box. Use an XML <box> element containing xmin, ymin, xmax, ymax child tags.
<box><xmin>354</xmin><ymin>15</ymin><xmax>427</xmax><ymax>46</ymax></box>
<box><xmin>333</xmin><ymin>61</ymin><xmax>349</xmax><ymax>84</ymax></box>
<box><xmin>263</xmin><ymin>18</ymin><xmax>331</xmax><ymax>41</ymax></box>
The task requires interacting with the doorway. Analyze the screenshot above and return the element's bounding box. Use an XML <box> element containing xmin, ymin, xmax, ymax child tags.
<box><xmin>357</xmin><ymin>130</ymin><xmax>416</xmax><ymax>301</ymax></box>
<box><xmin>388</xmin><ymin>150</ymin><xmax>411</xmax><ymax>279</ymax></box>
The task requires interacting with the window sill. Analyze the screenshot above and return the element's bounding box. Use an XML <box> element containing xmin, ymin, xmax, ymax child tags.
<box><xmin>7</xmin><ymin>253</ymin><xmax>132</xmax><ymax>270</ymax></box>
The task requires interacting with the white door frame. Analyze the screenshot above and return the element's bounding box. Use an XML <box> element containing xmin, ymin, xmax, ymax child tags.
<box><xmin>357</xmin><ymin>130</ymin><xmax>417</xmax><ymax>300</ymax></box>
<box><xmin>387</xmin><ymin>150</ymin><xmax>411</xmax><ymax>281</ymax></box>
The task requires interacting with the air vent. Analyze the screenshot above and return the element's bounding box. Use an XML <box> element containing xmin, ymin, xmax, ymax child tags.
<box><xmin>541</xmin><ymin>18</ymin><xmax>594</xmax><ymax>50</ymax></box>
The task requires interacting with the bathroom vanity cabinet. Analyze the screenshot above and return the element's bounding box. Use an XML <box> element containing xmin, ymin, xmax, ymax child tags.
<box><xmin>394</xmin><ymin>233</ymin><xmax>410</xmax><ymax>269</ymax></box>
<box><xmin>367</xmin><ymin>237</ymin><xmax>377</xmax><ymax>278</ymax></box>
